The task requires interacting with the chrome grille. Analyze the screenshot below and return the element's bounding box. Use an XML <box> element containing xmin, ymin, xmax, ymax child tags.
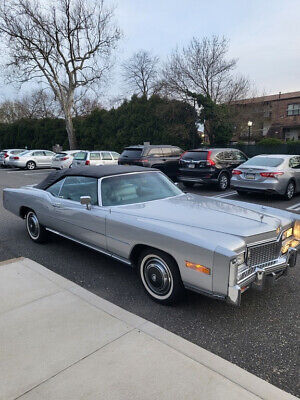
<box><xmin>247</xmin><ymin>241</ymin><xmax>281</xmax><ymax>268</ymax></box>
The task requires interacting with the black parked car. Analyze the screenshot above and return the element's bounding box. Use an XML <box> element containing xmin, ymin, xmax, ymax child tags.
<box><xmin>118</xmin><ymin>145</ymin><xmax>184</xmax><ymax>180</ymax></box>
<box><xmin>178</xmin><ymin>148</ymin><xmax>248</xmax><ymax>190</ymax></box>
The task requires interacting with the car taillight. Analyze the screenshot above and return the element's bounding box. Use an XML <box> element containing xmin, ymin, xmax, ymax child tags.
<box><xmin>61</xmin><ymin>157</ymin><xmax>69</xmax><ymax>161</ymax></box>
<box><xmin>232</xmin><ymin>169</ymin><xmax>242</xmax><ymax>175</ymax></box>
<box><xmin>260</xmin><ymin>172</ymin><xmax>284</xmax><ymax>178</ymax></box>
<box><xmin>13</xmin><ymin>156</ymin><xmax>19</xmax><ymax>160</ymax></box>
<box><xmin>206</xmin><ymin>150</ymin><xmax>215</xmax><ymax>166</ymax></box>
<box><xmin>140</xmin><ymin>158</ymin><xmax>149</xmax><ymax>163</ymax></box>
<box><xmin>85</xmin><ymin>160</ymin><xmax>90</xmax><ymax>165</ymax></box>
<box><xmin>4</xmin><ymin>153</ymin><xmax>9</xmax><ymax>158</ymax></box>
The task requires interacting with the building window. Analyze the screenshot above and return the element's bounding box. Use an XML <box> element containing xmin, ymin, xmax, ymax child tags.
<box><xmin>287</xmin><ymin>104</ymin><xmax>300</xmax><ymax>116</ymax></box>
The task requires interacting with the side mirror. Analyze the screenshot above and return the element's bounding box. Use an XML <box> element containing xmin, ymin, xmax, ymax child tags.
<box><xmin>80</xmin><ymin>196</ymin><xmax>92</xmax><ymax>210</ymax></box>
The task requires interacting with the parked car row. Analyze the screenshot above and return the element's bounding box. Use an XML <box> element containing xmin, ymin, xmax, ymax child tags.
<box><xmin>1</xmin><ymin>145</ymin><xmax>300</xmax><ymax>200</ymax></box>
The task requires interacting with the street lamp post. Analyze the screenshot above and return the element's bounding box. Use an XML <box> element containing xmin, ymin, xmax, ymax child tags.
<box><xmin>247</xmin><ymin>121</ymin><xmax>253</xmax><ymax>144</ymax></box>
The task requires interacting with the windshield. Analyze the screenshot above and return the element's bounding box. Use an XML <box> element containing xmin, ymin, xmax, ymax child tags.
<box><xmin>120</xmin><ymin>148</ymin><xmax>143</xmax><ymax>158</ymax></box>
<box><xmin>101</xmin><ymin>172</ymin><xmax>182</xmax><ymax>206</ymax></box>
<box><xmin>74</xmin><ymin>151</ymin><xmax>87</xmax><ymax>160</ymax></box>
<box><xmin>243</xmin><ymin>157</ymin><xmax>284</xmax><ymax>167</ymax></box>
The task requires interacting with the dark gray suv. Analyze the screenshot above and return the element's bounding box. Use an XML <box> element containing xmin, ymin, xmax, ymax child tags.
<box><xmin>118</xmin><ymin>145</ymin><xmax>184</xmax><ymax>180</ymax></box>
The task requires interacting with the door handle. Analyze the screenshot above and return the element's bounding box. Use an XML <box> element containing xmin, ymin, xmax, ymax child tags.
<box><xmin>52</xmin><ymin>202</ymin><xmax>62</xmax><ymax>208</ymax></box>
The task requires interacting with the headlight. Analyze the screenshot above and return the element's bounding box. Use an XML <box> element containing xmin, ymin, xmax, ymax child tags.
<box><xmin>293</xmin><ymin>221</ymin><xmax>300</xmax><ymax>240</ymax></box>
<box><xmin>282</xmin><ymin>227</ymin><xmax>293</xmax><ymax>240</ymax></box>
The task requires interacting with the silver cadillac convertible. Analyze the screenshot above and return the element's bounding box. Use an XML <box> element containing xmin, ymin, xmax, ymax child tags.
<box><xmin>3</xmin><ymin>165</ymin><xmax>299</xmax><ymax>305</ymax></box>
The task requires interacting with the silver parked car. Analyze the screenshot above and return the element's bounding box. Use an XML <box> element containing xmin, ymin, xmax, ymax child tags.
<box><xmin>8</xmin><ymin>149</ymin><xmax>56</xmax><ymax>170</ymax></box>
<box><xmin>231</xmin><ymin>154</ymin><xmax>300</xmax><ymax>200</ymax></box>
<box><xmin>71</xmin><ymin>150</ymin><xmax>120</xmax><ymax>167</ymax></box>
<box><xmin>3</xmin><ymin>165</ymin><xmax>299</xmax><ymax>306</ymax></box>
<box><xmin>0</xmin><ymin>149</ymin><xmax>26</xmax><ymax>167</ymax></box>
<box><xmin>51</xmin><ymin>150</ymin><xmax>82</xmax><ymax>170</ymax></box>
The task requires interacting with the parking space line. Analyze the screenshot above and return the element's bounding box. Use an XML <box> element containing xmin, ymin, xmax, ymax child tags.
<box><xmin>286</xmin><ymin>202</ymin><xmax>300</xmax><ymax>212</ymax></box>
<box><xmin>213</xmin><ymin>191</ymin><xmax>237</xmax><ymax>198</ymax></box>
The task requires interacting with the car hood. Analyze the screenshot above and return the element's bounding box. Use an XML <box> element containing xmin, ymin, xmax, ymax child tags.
<box><xmin>112</xmin><ymin>193</ymin><xmax>291</xmax><ymax>239</ymax></box>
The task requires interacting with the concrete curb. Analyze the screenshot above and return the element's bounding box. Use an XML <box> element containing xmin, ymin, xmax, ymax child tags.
<box><xmin>10</xmin><ymin>258</ymin><xmax>298</xmax><ymax>400</ymax></box>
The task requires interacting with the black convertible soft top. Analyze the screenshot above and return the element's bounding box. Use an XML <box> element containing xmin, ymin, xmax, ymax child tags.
<box><xmin>36</xmin><ymin>165</ymin><xmax>156</xmax><ymax>190</ymax></box>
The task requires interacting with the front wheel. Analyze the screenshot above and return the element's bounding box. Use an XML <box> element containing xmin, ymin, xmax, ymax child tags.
<box><xmin>284</xmin><ymin>181</ymin><xmax>295</xmax><ymax>200</ymax></box>
<box><xmin>26</xmin><ymin>211</ymin><xmax>47</xmax><ymax>243</ymax></box>
<box><xmin>217</xmin><ymin>173</ymin><xmax>229</xmax><ymax>191</ymax></box>
<box><xmin>26</xmin><ymin>161</ymin><xmax>36</xmax><ymax>170</ymax></box>
<box><xmin>138</xmin><ymin>249</ymin><xmax>184</xmax><ymax>304</ymax></box>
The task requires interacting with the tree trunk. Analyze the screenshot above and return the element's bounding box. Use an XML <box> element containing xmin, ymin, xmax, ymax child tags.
<box><xmin>65</xmin><ymin>112</ymin><xmax>77</xmax><ymax>149</ymax></box>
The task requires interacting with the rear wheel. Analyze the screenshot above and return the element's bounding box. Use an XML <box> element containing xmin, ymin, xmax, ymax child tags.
<box><xmin>26</xmin><ymin>161</ymin><xmax>36</xmax><ymax>170</ymax></box>
<box><xmin>138</xmin><ymin>249</ymin><xmax>184</xmax><ymax>304</ymax></box>
<box><xmin>217</xmin><ymin>173</ymin><xmax>229</xmax><ymax>191</ymax></box>
<box><xmin>182</xmin><ymin>182</ymin><xmax>195</xmax><ymax>188</ymax></box>
<box><xmin>284</xmin><ymin>181</ymin><xmax>295</xmax><ymax>200</ymax></box>
<box><xmin>26</xmin><ymin>211</ymin><xmax>47</xmax><ymax>243</ymax></box>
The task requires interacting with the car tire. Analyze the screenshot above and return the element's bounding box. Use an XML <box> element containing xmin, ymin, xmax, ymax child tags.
<box><xmin>26</xmin><ymin>161</ymin><xmax>36</xmax><ymax>170</ymax></box>
<box><xmin>284</xmin><ymin>181</ymin><xmax>295</xmax><ymax>200</ymax></box>
<box><xmin>217</xmin><ymin>173</ymin><xmax>229</xmax><ymax>191</ymax></box>
<box><xmin>25</xmin><ymin>211</ymin><xmax>47</xmax><ymax>243</ymax></box>
<box><xmin>138</xmin><ymin>248</ymin><xmax>184</xmax><ymax>305</ymax></box>
<box><xmin>182</xmin><ymin>182</ymin><xmax>195</xmax><ymax>188</ymax></box>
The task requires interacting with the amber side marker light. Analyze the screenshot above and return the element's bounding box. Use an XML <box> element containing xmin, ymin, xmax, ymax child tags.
<box><xmin>185</xmin><ymin>261</ymin><xmax>211</xmax><ymax>275</ymax></box>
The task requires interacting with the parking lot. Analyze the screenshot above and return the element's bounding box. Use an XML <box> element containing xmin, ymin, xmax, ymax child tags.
<box><xmin>0</xmin><ymin>167</ymin><xmax>299</xmax><ymax>397</ymax></box>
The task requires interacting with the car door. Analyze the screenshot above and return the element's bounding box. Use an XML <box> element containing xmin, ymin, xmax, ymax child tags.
<box><xmin>289</xmin><ymin>156</ymin><xmax>300</xmax><ymax>190</ymax></box>
<box><xmin>44</xmin><ymin>151</ymin><xmax>55</xmax><ymax>167</ymax></box>
<box><xmin>32</xmin><ymin>151</ymin><xmax>46</xmax><ymax>167</ymax></box>
<box><xmin>234</xmin><ymin>150</ymin><xmax>248</xmax><ymax>168</ymax></box>
<box><xmin>46</xmin><ymin>176</ymin><xmax>109</xmax><ymax>249</ymax></box>
<box><xmin>101</xmin><ymin>151</ymin><xmax>114</xmax><ymax>165</ymax></box>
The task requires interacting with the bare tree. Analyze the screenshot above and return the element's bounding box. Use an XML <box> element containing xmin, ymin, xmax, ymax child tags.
<box><xmin>122</xmin><ymin>50</ymin><xmax>160</xmax><ymax>98</ymax></box>
<box><xmin>162</xmin><ymin>36</ymin><xmax>249</xmax><ymax>104</ymax></box>
<box><xmin>0</xmin><ymin>0</ymin><xmax>121</xmax><ymax>148</ymax></box>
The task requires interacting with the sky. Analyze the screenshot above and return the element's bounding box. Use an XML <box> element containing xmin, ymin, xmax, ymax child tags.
<box><xmin>1</xmin><ymin>0</ymin><xmax>299</xmax><ymax>102</ymax></box>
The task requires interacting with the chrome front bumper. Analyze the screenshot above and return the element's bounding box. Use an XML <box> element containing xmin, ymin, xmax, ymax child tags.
<box><xmin>227</xmin><ymin>247</ymin><xmax>298</xmax><ymax>306</ymax></box>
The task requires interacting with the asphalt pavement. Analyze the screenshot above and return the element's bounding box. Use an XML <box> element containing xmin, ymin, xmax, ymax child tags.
<box><xmin>0</xmin><ymin>167</ymin><xmax>299</xmax><ymax>397</ymax></box>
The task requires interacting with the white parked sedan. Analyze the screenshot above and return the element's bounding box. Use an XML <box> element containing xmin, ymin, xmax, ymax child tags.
<box><xmin>9</xmin><ymin>150</ymin><xmax>56</xmax><ymax>170</ymax></box>
<box><xmin>0</xmin><ymin>149</ymin><xmax>26</xmax><ymax>167</ymax></box>
<box><xmin>51</xmin><ymin>150</ymin><xmax>82</xmax><ymax>169</ymax></box>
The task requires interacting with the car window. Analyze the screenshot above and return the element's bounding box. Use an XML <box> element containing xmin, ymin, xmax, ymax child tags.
<box><xmin>289</xmin><ymin>156</ymin><xmax>300</xmax><ymax>169</ymax></box>
<box><xmin>59</xmin><ymin>176</ymin><xmax>98</xmax><ymax>205</ymax></box>
<box><xmin>74</xmin><ymin>151</ymin><xmax>87</xmax><ymax>160</ymax></box>
<box><xmin>101</xmin><ymin>172</ymin><xmax>182</xmax><ymax>207</ymax></box>
<box><xmin>46</xmin><ymin>179</ymin><xmax>65</xmax><ymax>197</ymax></box>
<box><xmin>33</xmin><ymin>151</ymin><xmax>44</xmax><ymax>156</ymax></box>
<box><xmin>111</xmin><ymin>152</ymin><xmax>120</xmax><ymax>160</ymax></box>
<box><xmin>11</xmin><ymin>150</ymin><xmax>24</xmax><ymax>154</ymax></box>
<box><xmin>172</xmin><ymin>147</ymin><xmax>183</xmax><ymax>156</ymax></box>
<box><xmin>222</xmin><ymin>150</ymin><xmax>236</xmax><ymax>161</ymax></box>
<box><xmin>181</xmin><ymin>151</ymin><xmax>207</xmax><ymax>161</ymax></box>
<box><xmin>161</xmin><ymin>148</ymin><xmax>173</xmax><ymax>157</ymax></box>
<box><xmin>18</xmin><ymin>150</ymin><xmax>30</xmax><ymax>156</ymax></box>
<box><xmin>147</xmin><ymin>148</ymin><xmax>163</xmax><ymax>157</ymax></box>
<box><xmin>90</xmin><ymin>152</ymin><xmax>101</xmax><ymax>160</ymax></box>
<box><xmin>101</xmin><ymin>151</ymin><xmax>113</xmax><ymax>160</ymax></box>
<box><xmin>235</xmin><ymin>151</ymin><xmax>247</xmax><ymax>162</ymax></box>
<box><xmin>44</xmin><ymin>151</ymin><xmax>54</xmax><ymax>156</ymax></box>
<box><xmin>243</xmin><ymin>157</ymin><xmax>284</xmax><ymax>167</ymax></box>
<box><xmin>120</xmin><ymin>148</ymin><xmax>143</xmax><ymax>158</ymax></box>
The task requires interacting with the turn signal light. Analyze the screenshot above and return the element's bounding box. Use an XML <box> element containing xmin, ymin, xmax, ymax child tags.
<box><xmin>85</xmin><ymin>160</ymin><xmax>90</xmax><ymax>165</ymax></box>
<box><xmin>185</xmin><ymin>261</ymin><xmax>211</xmax><ymax>275</ymax></box>
<box><xmin>260</xmin><ymin>172</ymin><xmax>284</xmax><ymax>178</ymax></box>
<box><xmin>232</xmin><ymin>170</ymin><xmax>242</xmax><ymax>175</ymax></box>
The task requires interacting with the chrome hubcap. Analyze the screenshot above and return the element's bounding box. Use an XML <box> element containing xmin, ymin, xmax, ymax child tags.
<box><xmin>27</xmin><ymin>162</ymin><xmax>35</xmax><ymax>170</ymax></box>
<box><xmin>220</xmin><ymin>175</ymin><xmax>228</xmax><ymax>189</ymax></box>
<box><xmin>143</xmin><ymin>257</ymin><xmax>172</xmax><ymax>296</ymax></box>
<box><xmin>27</xmin><ymin>212</ymin><xmax>39</xmax><ymax>238</ymax></box>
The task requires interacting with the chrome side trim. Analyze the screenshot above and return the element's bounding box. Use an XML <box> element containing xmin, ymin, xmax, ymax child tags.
<box><xmin>184</xmin><ymin>283</ymin><xmax>225</xmax><ymax>301</ymax></box>
<box><xmin>45</xmin><ymin>228</ymin><xmax>132</xmax><ymax>266</ymax></box>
